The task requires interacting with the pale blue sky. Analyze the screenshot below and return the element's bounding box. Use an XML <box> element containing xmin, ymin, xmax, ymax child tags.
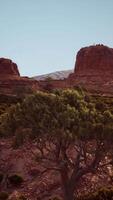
<box><xmin>0</xmin><ymin>0</ymin><xmax>113</xmax><ymax>76</ymax></box>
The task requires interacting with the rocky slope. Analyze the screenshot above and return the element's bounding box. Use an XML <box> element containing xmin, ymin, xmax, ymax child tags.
<box><xmin>33</xmin><ymin>70</ymin><xmax>73</xmax><ymax>81</ymax></box>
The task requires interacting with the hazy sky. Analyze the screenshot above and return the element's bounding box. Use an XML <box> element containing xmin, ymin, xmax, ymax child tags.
<box><xmin>0</xmin><ymin>0</ymin><xmax>113</xmax><ymax>76</ymax></box>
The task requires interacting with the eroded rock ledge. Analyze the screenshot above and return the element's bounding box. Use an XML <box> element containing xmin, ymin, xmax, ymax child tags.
<box><xmin>0</xmin><ymin>58</ymin><xmax>39</xmax><ymax>95</ymax></box>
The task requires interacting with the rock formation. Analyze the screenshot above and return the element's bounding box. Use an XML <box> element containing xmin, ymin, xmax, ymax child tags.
<box><xmin>0</xmin><ymin>58</ymin><xmax>20</xmax><ymax>77</ymax></box>
<box><xmin>1</xmin><ymin>44</ymin><xmax>113</xmax><ymax>95</ymax></box>
<box><xmin>0</xmin><ymin>58</ymin><xmax>39</xmax><ymax>95</ymax></box>
<box><xmin>68</xmin><ymin>44</ymin><xmax>113</xmax><ymax>93</ymax></box>
<box><xmin>74</xmin><ymin>44</ymin><xmax>113</xmax><ymax>75</ymax></box>
<box><xmin>38</xmin><ymin>44</ymin><xmax>113</xmax><ymax>93</ymax></box>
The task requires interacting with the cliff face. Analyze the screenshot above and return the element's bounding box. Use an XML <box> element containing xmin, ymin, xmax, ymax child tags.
<box><xmin>38</xmin><ymin>44</ymin><xmax>113</xmax><ymax>93</ymax></box>
<box><xmin>1</xmin><ymin>44</ymin><xmax>113</xmax><ymax>95</ymax></box>
<box><xmin>0</xmin><ymin>58</ymin><xmax>20</xmax><ymax>77</ymax></box>
<box><xmin>74</xmin><ymin>44</ymin><xmax>113</xmax><ymax>75</ymax></box>
<box><xmin>0</xmin><ymin>58</ymin><xmax>39</xmax><ymax>95</ymax></box>
<box><xmin>67</xmin><ymin>44</ymin><xmax>113</xmax><ymax>93</ymax></box>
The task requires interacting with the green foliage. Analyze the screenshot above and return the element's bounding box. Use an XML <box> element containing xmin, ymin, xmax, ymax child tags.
<box><xmin>0</xmin><ymin>89</ymin><xmax>113</xmax><ymax>141</ymax></box>
<box><xmin>1</xmin><ymin>89</ymin><xmax>113</xmax><ymax>200</ymax></box>
<box><xmin>0</xmin><ymin>105</ymin><xmax>18</xmax><ymax>137</ymax></box>
<box><xmin>61</xmin><ymin>89</ymin><xmax>82</xmax><ymax>107</ymax></box>
<box><xmin>8</xmin><ymin>174</ymin><xmax>24</xmax><ymax>186</ymax></box>
<box><xmin>0</xmin><ymin>192</ymin><xmax>9</xmax><ymax>200</ymax></box>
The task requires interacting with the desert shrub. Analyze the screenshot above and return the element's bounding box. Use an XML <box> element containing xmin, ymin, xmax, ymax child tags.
<box><xmin>0</xmin><ymin>173</ymin><xmax>4</xmax><ymax>183</ymax></box>
<box><xmin>78</xmin><ymin>187</ymin><xmax>113</xmax><ymax>200</ymax></box>
<box><xmin>0</xmin><ymin>192</ymin><xmax>9</xmax><ymax>200</ymax></box>
<box><xmin>8</xmin><ymin>174</ymin><xmax>24</xmax><ymax>186</ymax></box>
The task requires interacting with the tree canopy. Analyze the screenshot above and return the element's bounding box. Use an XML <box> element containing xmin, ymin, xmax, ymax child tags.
<box><xmin>0</xmin><ymin>89</ymin><xmax>113</xmax><ymax>200</ymax></box>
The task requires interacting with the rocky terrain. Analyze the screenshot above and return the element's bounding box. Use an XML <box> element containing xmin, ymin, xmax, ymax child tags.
<box><xmin>0</xmin><ymin>44</ymin><xmax>113</xmax><ymax>200</ymax></box>
<box><xmin>37</xmin><ymin>44</ymin><xmax>113</xmax><ymax>94</ymax></box>
<box><xmin>0</xmin><ymin>138</ymin><xmax>61</xmax><ymax>200</ymax></box>
<box><xmin>0</xmin><ymin>137</ymin><xmax>111</xmax><ymax>200</ymax></box>
<box><xmin>1</xmin><ymin>44</ymin><xmax>113</xmax><ymax>95</ymax></box>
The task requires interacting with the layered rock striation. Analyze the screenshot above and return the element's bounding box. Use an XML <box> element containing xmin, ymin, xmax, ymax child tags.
<box><xmin>0</xmin><ymin>58</ymin><xmax>20</xmax><ymax>77</ymax></box>
<box><xmin>74</xmin><ymin>44</ymin><xmax>113</xmax><ymax>75</ymax></box>
<box><xmin>38</xmin><ymin>44</ymin><xmax>113</xmax><ymax>93</ymax></box>
<box><xmin>68</xmin><ymin>44</ymin><xmax>113</xmax><ymax>93</ymax></box>
<box><xmin>0</xmin><ymin>58</ymin><xmax>39</xmax><ymax>95</ymax></box>
<box><xmin>1</xmin><ymin>44</ymin><xmax>113</xmax><ymax>95</ymax></box>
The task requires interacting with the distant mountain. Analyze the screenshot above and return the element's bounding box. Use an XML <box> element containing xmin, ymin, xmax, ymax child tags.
<box><xmin>33</xmin><ymin>69</ymin><xmax>73</xmax><ymax>81</ymax></box>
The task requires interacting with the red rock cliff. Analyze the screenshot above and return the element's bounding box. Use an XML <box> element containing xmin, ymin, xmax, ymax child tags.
<box><xmin>74</xmin><ymin>44</ymin><xmax>113</xmax><ymax>75</ymax></box>
<box><xmin>0</xmin><ymin>58</ymin><xmax>20</xmax><ymax>77</ymax></box>
<box><xmin>0</xmin><ymin>58</ymin><xmax>39</xmax><ymax>95</ymax></box>
<box><xmin>68</xmin><ymin>44</ymin><xmax>113</xmax><ymax>93</ymax></box>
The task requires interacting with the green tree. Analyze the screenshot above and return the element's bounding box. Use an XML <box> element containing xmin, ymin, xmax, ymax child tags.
<box><xmin>1</xmin><ymin>90</ymin><xmax>113</xmax><ymax>200</ymax></box>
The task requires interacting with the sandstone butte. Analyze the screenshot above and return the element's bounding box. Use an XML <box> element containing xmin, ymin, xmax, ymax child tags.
<box><xmin>39</xmin><ymin>44</ymin><xmax>113</xmax><ymax>94</ymax></box>
<box><xmin>1</xmin><ymin>44</ymin><xmax>113</xmax><ymax>95</ymax></box>
<box><xmin>0</xmin><ymin>58</ymin><xmax>39</xmax><ymax>95</ymax></box>
<box><xmin>67</xmin><ymin>44</ymin><xmax>113</xmax><ymax>94</ymax></box>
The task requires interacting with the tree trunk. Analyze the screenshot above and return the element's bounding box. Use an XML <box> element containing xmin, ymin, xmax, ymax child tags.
<box><xmin>60</xmin><ymin>168</ymin><xmax>83</xmax><ymax>200</ymax></box>
<box><xmin>60</xmin><ymin>169</ymin><xmax>75</xmax><ymax>200</ymax></box>
<box><xmin>63</xmin><ymin>185</ymin><xmax>75</xmax><ymax>200</ymax></box>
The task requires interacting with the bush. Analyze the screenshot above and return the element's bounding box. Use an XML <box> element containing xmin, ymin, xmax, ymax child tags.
<box><xmin>78</xmin><ymin>187</ymin><xmax>113</xmax><ymax>200</ymax></box>
<box><xmin>8</xmin><ymin>174</ymin><xmax>24</xmax><ymax>186</ymax></box>
<box><xmin>0</xmin><ymin>192</ymin><xmax>9</xmax><ymax>200</ymax></box>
